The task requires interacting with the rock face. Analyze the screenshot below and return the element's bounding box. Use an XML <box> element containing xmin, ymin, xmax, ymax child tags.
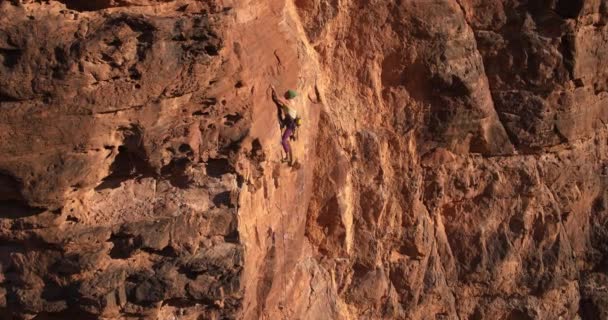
<box><xmin>0</xmin><ymin>1</ymin><xmax>242</xmax><ymax>319</ymax></box>
<box><xmin>0</xmin><ymin>0</ymin><xmax>607</xmax><ymax>319</ymax></box>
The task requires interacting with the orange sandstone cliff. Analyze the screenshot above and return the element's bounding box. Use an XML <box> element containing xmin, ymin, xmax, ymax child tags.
<box><xmin>0</xmin><ymin>0</ymin><xmax>607</xmax><ymax>319</ymax></box>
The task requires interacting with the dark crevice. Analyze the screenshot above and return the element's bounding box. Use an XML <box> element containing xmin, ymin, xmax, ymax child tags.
<box><xmin>0</xmin><ymin>172</ymin><xmax>23</xmax><ymax>201</ymax></box>
<box><xmin>224</xmin><ymin>113</ymin><xmax>243</xmax><ymax>126</ymax></box>
<box><xmin>106</xmin><ymin>38</ymin><xmax>123</xmax><ymax>47</ymax></box>
<box><xmin>160</xmin><ymin>157</ymin><xmax>192</xmax><ymax>189</ymax></box>
<box><xmin>98</xmin><ymin>16</ymin><xmax>156</xmax><ymax>63</ymax></box>
<box><xmin>0</xmin><ymin>91</ymin><xmax>21</xmax><ymax>102</ymax></box>
<box><xmin>161</xmin><ymin>298</ymin><xmax>198</xmax><ymax>308</ymax></box>
<box><xmin>221</xmin><ymin>130</ymin><xmax>248</xmax><ymax>153</ymax></box>
<box><xmin>141</xmin><ymin>246</ymin><xmax>179</xmax><ymax>258</ymax></box>
<box><xmin>236</xmin><ymin>174</ymin><xmax>245</xmax><ymax>189</ymax></box>
<box><xmin>95</xmin><ymin>126</ymin><xmax>155</xmax><ymax>191</ymax></box>
<box><xmin>136</xmin><ymin>33</ymin><xmax>154</xmax><ymax>61</ymax></box>
<box><xmin>53</xmin><ymin>46</ymin><xmax>68</xmax><ymax>65</ymax></box>
<box><xmin>52</xmin><ymin>46</ymin><xmax>71</xmax><ymax>80</ymax></box>
<box><xmin>224</xmin><ymin>229</ymin><xmax>240</xmax><ymax>243</ymax></box>
<box><xmin>0</xmin><ymin>177</ymin><xmax>50</xmax><ymax>225</ymax></box>
<box><xmin>205</xmin><ymin>158</ymin><xmax>234</xmax><ymax>178</ymax></box>
<box><xmin>129</xmin><ymin>66</ymin><xmax>142</xmax><ymax>80</ymax></box>
<box><xmin>202</xmin><ymin>97</ymin><xmax>218</xmax><ymax>108</ymax></box>
<box><xmin>0</xmin><ymin>48</ymin><xmax>22</xmax><ymax>68</ymax></box>
<box><xmin>212</xmin><ymin>191</ymin><xmax>234</xmax><ymax>208</ymax></box>
<box><xmin>555</xmin><ymin>0</ymin><xmax>584</xmax><ymax>19</ymax></box>
<box><xmin>179</xmin><ymin>143</ymin><xmax>193</xmax><ymax>154</ymax></box>
<box><xmin>28</xmin><ymin>309</ymin><xmax>98</xmax><ymax>320</ymax></box>
<box><xmin>559</xmin><ymin>34</ymin><xmax>576</xmax><ymax>80</ymax></box>
<box><xmin>204</xmin><ymin>45</ymin><xmax>219</xmax><ymax>56</ymax></box>
<box><xmin>177</xmin><ymin>266</ymin><xmax>199</xmax><ymax>280</ymax></box>
<box><xmin>57</xmin><ymin>0</ymin><xmax>113</xmax><ymax>12</ymax></box>
<box><xmin>0</xmin><ymin>237</ymin><xmax>62</xmax><ymax>252</ymax></box>
<box><xmin>0</xmin><ymin>200</ymin><xmax>46</xmax><ymax>219</ymax></box>
<box><xmin>553</xmin><ymin>125</ymin><xmax>568</xmax><ymax>144</ymax></box>
<box><xmin>579</xmin><ymin>297</ymin><xmax>601</xmax><ymax>320</ymax></box>
<box><xmin>108</xmin><ymin>233</ymin><xmax>140</xmax><ymax>259</ymax></box>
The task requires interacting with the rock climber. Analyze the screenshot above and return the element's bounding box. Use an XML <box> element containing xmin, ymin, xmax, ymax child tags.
<box><xmin>271</xmin><ymin>85</ymin><xmax>302</xmax><ymax>166</ymax></box>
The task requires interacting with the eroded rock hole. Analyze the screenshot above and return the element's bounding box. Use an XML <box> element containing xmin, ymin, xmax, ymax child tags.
<box><xmin>560</xmin><ymin>35</ymin><xmax>575</xmax><ymax>79</ymax></box>
<box><xmin>212</xmin><ymin>191</ymin><xmax>233</xmax><ymax>208</ymax></box>
<box><xmin>109</xmin><ymin>233</ymin><xmax>140</xmax><ymax>259</ymax></box>
<box><xmin>0</xmin><ymin>48</ymin><xmax>22</xmax><ymax>68</ymax></box>
<box><xmin>0</xmin><ymin>173</ymin><xmax>46</xmax><ymax>219</ymax></box>
<box><xmin>0</xmin><ymin>200</ymin><xmax>46</xmax><ymax>219</ymax></box>
<box><xmin>162</xmin><ymin>298</ymin><xmax>197</xmax><ymax>309</ymax></box>
<box><xmin>96</xmin><ymin>146</ymin><xmax>152</xmax><ymax>189</ymax></box>
<box><xmin>555</xmin><ymin>0</ymin><xmax>584</xmax><ymax>18</ymax></box>
<box><xmin>0</xmin><ymin>91</ymin><xmax>20</xmax><ymax>102</ymax></box>
<box><xmin>104</xmin><ymin>16</ymin><xmax>156</xmax><ymax>61</ymax></box>
<box><xmin>129</xmin><ymin>66</ymin><xmax>142</xmax><ymax>80</ymax></box>
<box><xmin>202</xmin><ymin>97</ymin><xmax>217</xmax><ymax>107</ymax></box>
<box><xmin>160</xmin><ymin>158</ymin><xmax>191</xmax><ymax>188</ymax></box>
<box><xmin>141</xmin><ymin>245</ymin><xmax>178</xmax><ymax>258</ymax></box>
<box><xmin>51</xmin><ymin>47</ymin><xmax>70</xmax><ymax>80</ymax></box>
<box><xmin>221</xmin><ymin>130</ymin><xmax>248</xmax><ymax>153</ymax></box>
<box><xmin>127</xmin><ymin>275</ymin><xmax>168</xmax><ymax>306</ymax></box>
<box><xmin>432</xmin><ymin>74</ymin><xmax>470</xmax><ymax>97</ymax></box>
<box><xmin>248</xmin><ymin>139</ymin><xmax>265</xmax><ymax>162</ymax></box>
<box><xmin>580</xmin><ymin>298</ymin><xmax>602</xmax><ymax>320</ymax></box>
<box><xmin>136</xmin><ymin>33</ymin><xmax>154</xmax><ymax>60</ymax></box>
<box><xmin>179</xmin><ymin>144</ymin><xmax>193</xmax><ymax>154</ymax></box>
<box><xmin>507</xmin><ymin>309</ymin><xmax>534</xmax><ymax>320</ymax></box>
<box><xmin>224</xmin><ymin>113</ymin><xmax>243</xmax><ymax>126</ymax></box>
<box><xmin>0</xmin><ymin>172</ymin><xmax>23</xmax><ymax>201</ymax></box>
<box><xmin>58</xmin><ymin>0</ymin><xmax>113</xmax><ymax>11</ymax></box>
<box><xmin>205</xmin><ymin>158</ymin><xmax>234</xmax><ymax>178</ymax></box>
<box><xmin>192</xmin><ymin>110</ymin><xmax>209</xmax><ymax>116</ymax></box>
<box><xmin>96</xmin><ymin>127</ymin><xmax>154</xmax><ymax>190</ymax></box>
<box><xmin>251</xmin><ymin>139</ymin><xmax>262</xmax><ymax>153</ymax></box>
<box><xmin>106</xmin><ymin>38</ymin><xmax>123</xmax><ymax>47</ymax></box>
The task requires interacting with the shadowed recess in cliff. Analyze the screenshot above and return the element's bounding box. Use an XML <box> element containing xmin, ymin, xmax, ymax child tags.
<box><xmin>95</xmin><ymin>127</ymin><xmax>155</xmax><ymax>191</ymax></box>
<box><xmin>0</xmin><ymin>48</ymin><xmax>22</xmax><ymax>68</ymax></box>
<box><xmin>0</xmin><ymin>200</ymin><xmax>46</xmax><ymax>219</ymax></box>
<box><xmin>0</xmin><ymin>173</ymin><xmax>47</xmax><ymax>219</ymax></box>
<box><xmin>206</xmin><ymin>158</ymin><xmax>235</xmax><ymax>178</ymax></box>
<box><xmin>57</xmin><ymin>0</ymin><xmax>116</xmax><ymax>12</ymax></box>
<box><xmin>0</xmin><ymin>172</ymin><xmax>23</xmax><ymax>200</ymax></box>
<box><xmin>160</xmin><ymin>157</ymin><xmax>192</xmax><ymax>188</ymax></box>
<box><xmin>555</xmin><ymin>0</ymin><xmax>584</xmax><ymax>19</ymax></box>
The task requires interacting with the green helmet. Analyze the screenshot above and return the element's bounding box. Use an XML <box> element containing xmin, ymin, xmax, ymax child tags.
<box><xmin>286</xmin><ymin>89</ymin><xmax>297</xmax><ymax>99</ymax></box>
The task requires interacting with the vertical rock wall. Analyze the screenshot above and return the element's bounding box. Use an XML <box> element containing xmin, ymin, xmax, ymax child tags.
<box><xmin>298</xmin><ymin>0</ymin><xmax>608</xmax><ymax>319</ymax></box>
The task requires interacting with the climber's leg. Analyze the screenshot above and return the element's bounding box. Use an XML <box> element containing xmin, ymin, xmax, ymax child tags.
<box><xmin>281</xmin><ymin>127</ymin><xmax>293</xmax><ymax>162</ymax></box>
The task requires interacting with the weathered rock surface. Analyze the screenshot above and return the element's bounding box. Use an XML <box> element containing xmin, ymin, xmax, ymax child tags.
<box><xmin>300</xmin><ymin>0</ymin><xmax>608</xmax><ymax>318</ymax></box>
<box><xmin>1</xmin><ymin>1</ymin><xmax>242</xmax><ymax>319</ymax></box>
<box><xmin>0</xmin><ymin>0</ymin><xmax>607</xmax><ymax>319</ymax></box>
